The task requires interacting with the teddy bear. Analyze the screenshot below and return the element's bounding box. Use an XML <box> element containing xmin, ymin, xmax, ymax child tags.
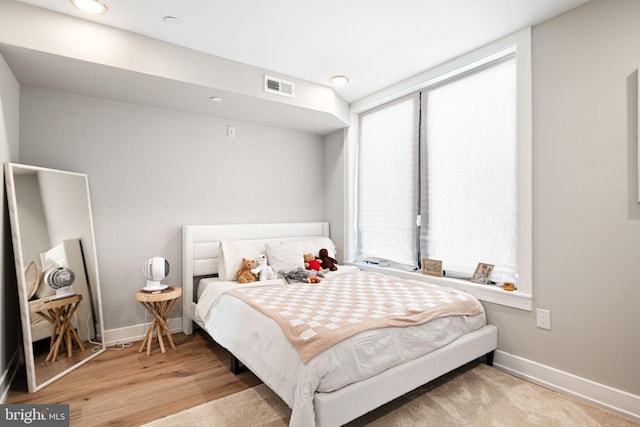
<box><xmin>306</xmin><ymin>275</ymin><xmax>322</xmax><ymax>284</ymax></box>
<box><xmin>251</xmin><ymin>254</ymin><xmax>277</xmax><ymax>281</ymax></box>
<box><xmin>318</xmin><ymin>248</ymin><xmax>338</xmax><ymax>271</ymax></box>
<box><xmin>236</xmin><ymin>258</ymin><xmax>258</xmax><ymax>284</ymax></box>
<box><xmin>304</xmin><ymin>253</ymin><xmax>322</xmax><ymax>271</ymax></box>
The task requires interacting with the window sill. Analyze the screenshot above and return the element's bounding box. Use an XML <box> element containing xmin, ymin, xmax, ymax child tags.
<box><xmin>352</xmin><ymin>262</ymin><xmax>533</xmax><ymax>311</ymax></box>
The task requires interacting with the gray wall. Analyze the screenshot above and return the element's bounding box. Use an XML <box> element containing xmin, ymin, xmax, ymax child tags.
<box><xmin>487</xmin><ymin>0</ymin><xmax>640</xmax><ymax>395</ymax></box>
<box><xmin>0</xmin><ymin>52</ymin><xmax>20</xmax><ymax>398</ymax></box>
<box><xmin>19</xmin><ymin>87</ymin><xmax>326</xmax><ymax>330</ymax></box>
<box><xmin>323</xmin><ymin>129</ymin><xmax>347</xmax><ymax>259</ymax></box>
<box><xmin>13</xmin><ymin>174</ymin><xmax>48</xmax><ymax>265</ymax></box>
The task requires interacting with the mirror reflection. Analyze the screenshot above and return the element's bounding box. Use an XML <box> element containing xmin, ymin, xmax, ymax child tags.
<box><xmin>5</xmin><ymin>163</ymin><xmax>105</xmax><ymax>392</ymax></box>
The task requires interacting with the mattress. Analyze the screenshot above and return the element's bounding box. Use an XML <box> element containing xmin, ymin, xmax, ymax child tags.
<box><xmin>195</xmin><ymin>268</ymin><xmax>486</xmax><ymax>426</ymax></box>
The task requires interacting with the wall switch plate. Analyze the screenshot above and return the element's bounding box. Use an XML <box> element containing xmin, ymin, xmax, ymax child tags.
<box><xmin>536</xmin><ymin>308</ymin><xmax>551</xmax><ymax>330</ymax></box>
<box><xmin>227</xmin><ymin>126</ymin><xmax>236</xmax><ymax>138</ymax></box>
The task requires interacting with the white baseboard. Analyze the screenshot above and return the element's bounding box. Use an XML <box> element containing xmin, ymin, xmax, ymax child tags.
<box><xmin>103</xmin><ymin>317</ymin><xmax>183</xmax><ymax>347</ymax></box>
<box><xmin>1</xmin><ymin>347</ymin><xmax>22</xmax><ymax>403</ymax></box>
<box><xmin>494</xmin><ymin>350</ymin><xmax>640</xmax><ymax>422</ymax></box>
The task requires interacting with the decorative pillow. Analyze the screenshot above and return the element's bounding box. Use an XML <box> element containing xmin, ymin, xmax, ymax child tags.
<box><xmin>218</xmin><ymin>239</ymin><xmax>274</xmax><ymax>281</ymax></box>
<box><xmin>39</xmin><ymin>242</ymin><xmax>66</xmax><ymax>267</ymax></box>
<box><xmin>265</xmin><ymin>242</ymin><xmax>305</xmax><ymax>274</ymax></box>
<box><xmin>24</xmin><ymin>260</ymin><xmax>42</xmax><ymax>300</ymax></box>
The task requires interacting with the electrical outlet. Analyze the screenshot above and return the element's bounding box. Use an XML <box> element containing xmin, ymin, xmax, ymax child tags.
<box><xmin>536</xmin><ymin>308</ymin><xmax>551</xmax><ymax>330</ymax></box>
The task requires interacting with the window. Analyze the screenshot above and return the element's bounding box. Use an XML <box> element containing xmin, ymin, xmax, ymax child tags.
<box><xmin>421</xmin><ymin>56</ymin><xmax>517</xmax><ymax>280</ymax></box>
<box><xmin>351</xmin><ymin>28</ymin><xmax>532</xmax><ymax>310</ymax></box>
<box><xmin>356</xmin><ymin>95</ymin><xmax>419</xmax><ymax>266</ymax></box>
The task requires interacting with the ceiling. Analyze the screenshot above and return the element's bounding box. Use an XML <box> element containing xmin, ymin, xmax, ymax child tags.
<box><xmin>14</xmin><ymin>0</ymin><xmax>591</xmax><ymax>104</ymax></box>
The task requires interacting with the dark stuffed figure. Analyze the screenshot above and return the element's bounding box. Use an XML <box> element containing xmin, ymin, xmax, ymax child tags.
<box><xmin>318</xmin><ymin>248</ymin><xmax>338</xmax><ymax>271</ymax></box>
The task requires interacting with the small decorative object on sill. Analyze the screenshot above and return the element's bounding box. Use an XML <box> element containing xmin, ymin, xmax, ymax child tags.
<box><xmin>502</xmin><ymin>282</ymin><xmax>515</xmax><ymax>291</ymax></box>
<box><xmin>422</xmin><ymin>258</ymin><xmax>443</xmax><ymax>277</ymax></box>
<box><xmin>470</xmin><ymin>262</ymin><xmax>494</xmax><ymax>285</ymax></box>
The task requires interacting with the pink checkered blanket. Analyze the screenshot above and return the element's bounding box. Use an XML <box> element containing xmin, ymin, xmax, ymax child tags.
<box><xmin>226</xmin><ymin>270</ymin><xmax>484</xmax><ymax>363</ymax></box>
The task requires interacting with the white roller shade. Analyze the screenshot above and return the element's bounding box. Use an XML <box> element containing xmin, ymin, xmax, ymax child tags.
<box><xmin>356</xmin><ymin>94</ymin><xmax>420</xmax><ymax>266</ymax></box>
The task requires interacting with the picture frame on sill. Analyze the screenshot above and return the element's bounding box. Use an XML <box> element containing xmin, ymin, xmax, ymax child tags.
<box><xmin>470</xmin><ymin>263</ymin><xmax>494</xmax><ymax>284</ymax></box>
<box><xmin>422</xmin><ymin>258</ymin><xmax>443</xmax><ymax>277</ymax></box>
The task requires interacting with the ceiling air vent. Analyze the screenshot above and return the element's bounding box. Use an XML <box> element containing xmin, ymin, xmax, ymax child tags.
<box><xmin>264</xmin><ymin>75</ymin><xmax>295</xmax><ymax>98</ymax></box>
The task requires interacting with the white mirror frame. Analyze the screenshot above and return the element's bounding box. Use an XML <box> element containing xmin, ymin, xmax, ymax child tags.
<box><xmin>5</xmin><ymin>163</ymin><xmax>105</xmax><ymax>392</ymax></box>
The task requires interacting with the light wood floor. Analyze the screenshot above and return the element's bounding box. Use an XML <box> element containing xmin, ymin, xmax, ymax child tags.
<box><xmin>6</xmin><ymin>330</ymin><xmax>262</xmax><ymax>426</ymax></box>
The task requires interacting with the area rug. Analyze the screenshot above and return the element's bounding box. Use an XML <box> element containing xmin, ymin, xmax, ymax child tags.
<box><xmin>142</xmin><ymin>363</ymin><xmax>639</xmax><ymax>427</ymax></box>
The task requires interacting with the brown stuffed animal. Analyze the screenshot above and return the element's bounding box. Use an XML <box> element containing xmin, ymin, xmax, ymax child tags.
<box><xmin>236</xmin><ymin>258</ymin><xmax>258</xmax><ymax>283</ymax></box>
<box><xmin>318</xmin><ymin>248</ymin><xmax>338</xmax><ymax>271</ymax></box>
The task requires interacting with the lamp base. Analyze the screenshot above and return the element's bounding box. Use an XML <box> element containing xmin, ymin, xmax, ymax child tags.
<box><xmin>142</xmin><ymin>280</ymin><xmax>168</xmax><ymax>292</ymax></box>
<box><xmin>49</xmin><ymin>290</ymin><xmax>77</xmax><ymax>301</ymax></box>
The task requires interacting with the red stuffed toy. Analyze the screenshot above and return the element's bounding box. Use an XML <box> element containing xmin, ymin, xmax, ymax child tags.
<box><xmin>304</xmin><ymin>253</ymin><xmax>321</xmax><ymax>271</ymax></box>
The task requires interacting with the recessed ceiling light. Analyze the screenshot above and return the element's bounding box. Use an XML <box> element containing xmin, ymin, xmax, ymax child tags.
<box><xmin>330</xmin><ymin>75</ymin><xmax>349</xmax><ymax>86</ymax></box>
<box><xmin>210</xmin><ymin>96</ymin><xmax>223</xmax><ymax>102</ymax></box>
<box><xmin>163</xmin><ymin>16</ymin><xmax>180</xmax><ymax>25</ymax></box>
<box><xmin>70</xmin><ymin>0</ymin><xmax>107</xmax><ymax>14</ymax></box>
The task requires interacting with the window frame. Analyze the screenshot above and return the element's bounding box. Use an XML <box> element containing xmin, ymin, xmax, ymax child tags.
<box><xmin>348</xmin><ymin>28</ymin><xmax>532</xmax><ymax>311</ymax></box>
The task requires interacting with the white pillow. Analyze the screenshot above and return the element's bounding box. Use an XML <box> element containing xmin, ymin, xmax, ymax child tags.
<box><xmin>265</xmin><ymin>242</ymin><xmax>305</xmax><ymax>274</ymax></box>
<box><xmin>218</xmin><ymin>239</ymin><xmax>269</xmax><ymax>281</ymax></box>
<box><xmin>24</xmin><ymin>260</ymin><xmax>42</xmax><ymax>300</ymax></box>
<box><xmin>40</xmin><ymin>242</ymin><xmax>66</xmax><ymax>267</ymax></box>
<box><xmin>297</xmin><ymin>236</ymin><xmax>337</xmax><ymax>258</ymax></box>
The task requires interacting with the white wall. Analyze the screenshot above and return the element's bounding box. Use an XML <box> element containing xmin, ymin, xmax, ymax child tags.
<box><xmin>487</xmin><ymin>0</ymin><xmax>640</xmax><ymax>397</ymax></box>
<box><xmin>19</xmin><ymin>87</ymin><xmax>326</xmax><ymax>331</ymax></box>
<box><xmin>0</xmin><ymin>52</ymin><xmax>20</xmax><ymax>401</ymax></box>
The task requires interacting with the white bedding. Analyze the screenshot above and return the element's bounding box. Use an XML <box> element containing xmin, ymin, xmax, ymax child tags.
<box><xmin>195</xmin><ymin>268</ymin><xmax>486</xmax><ymax>426</ymax></box>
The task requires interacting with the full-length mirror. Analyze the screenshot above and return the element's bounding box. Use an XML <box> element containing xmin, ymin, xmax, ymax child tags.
<box><xmin>5</xmin><ymin>163</ymin><xmax>105</xmax><ymax>392</ymax></box>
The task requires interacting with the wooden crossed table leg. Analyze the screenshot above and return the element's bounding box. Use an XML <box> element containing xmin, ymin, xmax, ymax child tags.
<box><xmin>38</xmin><ymin>296</ymin><xmax>85</xmax><ymax>362</ymax></box>
<box><xmin>138</xmin><ymin>298</ymin><xmax>179</xmax><ymax>355</ymax></box>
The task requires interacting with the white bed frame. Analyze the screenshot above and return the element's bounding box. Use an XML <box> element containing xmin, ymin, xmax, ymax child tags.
<box><xmin>182</xmin><ymin>222</ymin><xmax>497</xmax><ymax>427</ymax></box>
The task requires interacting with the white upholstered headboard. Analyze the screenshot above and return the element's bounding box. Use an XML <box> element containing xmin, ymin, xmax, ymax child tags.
<box><xmin>182</xmin><ymin>222</ymin><xmax>330</xmax><ymax>334</ymax></box>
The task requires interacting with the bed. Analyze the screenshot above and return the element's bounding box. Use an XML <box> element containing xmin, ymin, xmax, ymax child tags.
<box><xmin>182</xmin><ymin>222</ymin><xmax>497</xmax><ymax>426</ymax></box>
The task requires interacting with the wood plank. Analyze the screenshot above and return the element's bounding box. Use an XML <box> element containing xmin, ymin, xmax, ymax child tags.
<box><xmin>6</xmin><ymin>331</ymin><xmax>262</xmax><ymax>426</ymax></box>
